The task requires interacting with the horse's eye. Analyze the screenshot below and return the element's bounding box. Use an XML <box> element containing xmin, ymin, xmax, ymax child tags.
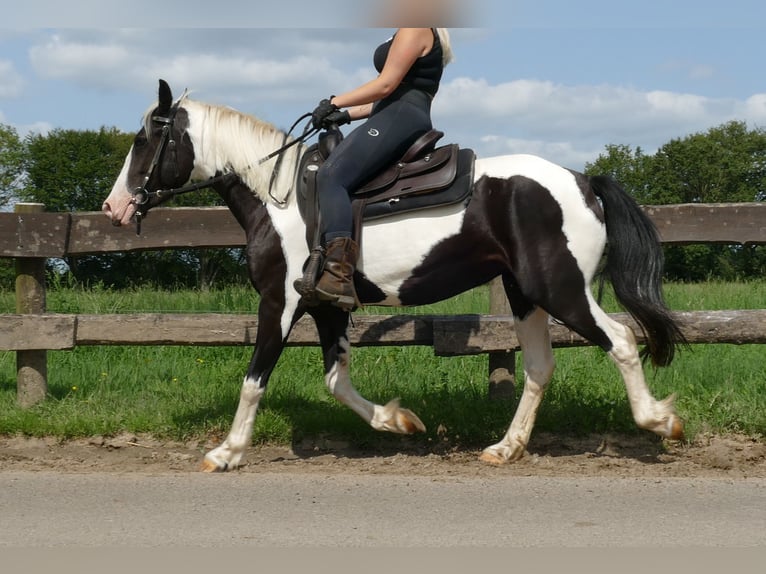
<box><xmin>134</xmin><ymin>135</ymin><xmax>148</xmax><ymax>148</ymax></box>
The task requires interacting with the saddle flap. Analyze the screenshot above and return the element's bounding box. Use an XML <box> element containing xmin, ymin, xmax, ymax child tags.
<box><xmin>355</xmin><ymin>143</ymin><xmax>457</xmax><ymax>197</ymax></box>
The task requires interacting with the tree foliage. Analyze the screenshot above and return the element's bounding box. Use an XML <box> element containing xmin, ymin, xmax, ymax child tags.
<box><xmin>20</xmin><ymin>126</ymin><xmax>133</xmax><ymax>211</ymax></box>
<box><xmin>585</xmin><ymin>121</ymin><xmax>766</xmax><ymax>280</ymax></box>
<box><xmin>0</xmin><ymin>123</ymin><xmax>24</xmax><ymax>210</ymax></box>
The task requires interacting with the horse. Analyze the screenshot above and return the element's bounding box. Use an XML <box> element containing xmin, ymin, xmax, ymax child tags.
<box><xmin>103</xmin><ymin>79</ymin><xmax>685</xmax><ymax>472</ymax></box>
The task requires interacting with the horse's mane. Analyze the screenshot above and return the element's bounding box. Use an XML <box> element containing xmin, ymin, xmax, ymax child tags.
<box><xmin>142</xmin><ymin>93</ymin><xmax>298</xmax><ymax>204</ymax></box>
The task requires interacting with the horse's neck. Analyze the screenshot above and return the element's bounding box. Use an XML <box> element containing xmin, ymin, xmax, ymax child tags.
<box><xmin>214</xmin><ymin>179</ymin><xmax>271</xmax><ymax>236</ymax></box>
<box><xmin>189</xmin><ymin>102</ymin><xmax>304</xmax><ymax>206</ymax></box>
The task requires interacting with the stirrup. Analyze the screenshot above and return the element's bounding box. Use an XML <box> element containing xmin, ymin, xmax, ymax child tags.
<box><xmin>315</xmin><ymin>288</ymin><xmax>357</xmax><ymax>312</ymax></box>
<box><xmin>292</xmin><ymin>247</ymin><xmax>325</xmax><ymax>306</ymax></box>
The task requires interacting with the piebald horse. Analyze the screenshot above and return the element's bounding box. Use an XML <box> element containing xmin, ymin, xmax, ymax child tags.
<box><xmin>103</xmin><ymin>80</ymin><xmax>685</xmax><ymax>471</ymax></box>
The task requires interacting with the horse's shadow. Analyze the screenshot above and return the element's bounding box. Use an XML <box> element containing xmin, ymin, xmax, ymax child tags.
<box><xmin>283</xmin><ymin>428</ymin><xmax>672</xmax><ymax>465</ymax></box>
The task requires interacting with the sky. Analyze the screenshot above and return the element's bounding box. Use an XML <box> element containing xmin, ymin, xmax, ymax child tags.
<box><xmin>1</xmin><ymin>0</ymin><xmax>766</xmax><ymax>171</ymax></box>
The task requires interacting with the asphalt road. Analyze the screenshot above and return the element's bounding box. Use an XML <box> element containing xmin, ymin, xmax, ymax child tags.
<box><xmin>1</xmin><ymin>471</ymin><xmax>764</xmax><ymax>547</ymax></box>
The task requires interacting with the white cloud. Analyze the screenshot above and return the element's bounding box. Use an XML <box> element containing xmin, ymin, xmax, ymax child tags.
<box><xmin>27</xmin><ymin>29</ymin><xmax>377</xmax><ymax>105</ymax></box>
<box><xmin>479</xmin><ymin>135</ymin><xmax>600</xmax><ymax>169</ymax></box>
<box><xmin>0</xmin><ymin>60</ymin><xmax>24</xmax><ymax>99</ymax></box>
<box><xmin>17</xmin><ymin>121</ymin><xmax>52</xmax><ymax>137</ymax></box>
<box><xmin>29</xmin><ymin>35</ymin><xmax>134</xmax><ymax>84</ymax></box>
<box><xmin>741</xmin><ymin>94</ymin><xmax>766</xmax><ymax>124</ymax></box>
<box><xmin>433</xmin><ymin>76</ymin><xmax>766</xmax><ymax>168</ymax></box>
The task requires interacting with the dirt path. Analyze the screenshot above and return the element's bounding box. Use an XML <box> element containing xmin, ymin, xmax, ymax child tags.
<box><xmin>1</xmin><ymin>432</ymin><xmax>764</xmax><ymax>477</ymax></box>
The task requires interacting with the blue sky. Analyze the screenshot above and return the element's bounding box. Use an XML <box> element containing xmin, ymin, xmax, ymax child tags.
<box><xmin>2</xmin><ymin>0</ymin><xmax>766</xmax><ymax>170</ymax></box>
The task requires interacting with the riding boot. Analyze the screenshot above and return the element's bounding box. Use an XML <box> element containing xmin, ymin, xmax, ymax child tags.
<box><xmin>315</xmin><ymin>237</ymin><xmax>360</xmax><ymax>311</ymax></box>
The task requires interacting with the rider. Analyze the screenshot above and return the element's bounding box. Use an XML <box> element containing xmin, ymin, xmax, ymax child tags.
<box><xmin>308</xmin><ymin>27</ymin><xmax>454</xmax><ymax>310</ymax></box>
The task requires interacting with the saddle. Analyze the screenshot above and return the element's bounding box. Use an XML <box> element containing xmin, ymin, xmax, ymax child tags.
<box><xmin>294</xmin><ymin>126</ymin><xmax>475</xmax><ymax>305</ymax></box>
<box><xmin>297</xmin><ymin>127</ymin><xmax>475</xmax><ymax>249</ymax></box>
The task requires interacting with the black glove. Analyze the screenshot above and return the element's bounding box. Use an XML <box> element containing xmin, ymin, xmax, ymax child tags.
<box><xmin>323</xmin><ymin>109</ymin><xmax>351</xmax><ymax>127</ymax></box>
<box><xmin>311</xmin><ymin>98</ymin><xmax>337</xmax><ymax>129</ymax></box>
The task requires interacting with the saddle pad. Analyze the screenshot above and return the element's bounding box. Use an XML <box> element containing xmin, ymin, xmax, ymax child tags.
<box><xmin>359</xmin><ymin>148</ymin><xmax>475</xmax><ymax>221</ymax></box>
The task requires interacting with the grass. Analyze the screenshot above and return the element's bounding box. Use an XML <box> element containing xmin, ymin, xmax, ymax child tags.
<box><xmin>0</xmin><ymin>281</ymin><xmax>764</xmax><ymax>448</ymax></box>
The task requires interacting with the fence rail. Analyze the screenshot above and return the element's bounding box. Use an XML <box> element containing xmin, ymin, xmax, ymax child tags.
<box><xmin>2</xmin><ymin>203</ymin><xmax>765</xmax><ymax>258</ymax></box>
<box><xmin>2</xmin><ymin>202</ymin><xmax>765</xmax><ymax>406</ymax></box>
<box><xmin>2</xmin><ymin>310</ymin><xmax>766</xmax><ymax>352</ymax></box>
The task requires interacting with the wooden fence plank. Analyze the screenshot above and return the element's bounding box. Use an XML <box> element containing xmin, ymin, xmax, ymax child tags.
<box><xmin>3</xmin><ymin>203</ymin><xmax>763</xmax><ymax>259</ymax></box>
<box><xmin>0</xmin><ymin>314</ymin><xmax>77</xmax><ymax>350</ymax></box>
<box><xmin>2</xmin><ymin>310</ymin><xmax>764</xmax><ymax>352</ymax></box>
<box><xmin>646</xmin><ymin>203</ymin><xmax>766</xmax><ymax>245</ymax></box>
<box><xmin>67</xmin><ymin>208</ymin><xmax>246</xmax><ymax>255</ymax></box>
<box><xmin>0</xmin><ymin>211</ymin><xmax>69</xmax><ymax>258</ymax></box>
<box><xmin>432</xmin><ymin>310</ymin><xmax>766</xmax><ymax>355</ymax></box>
<box><xmin>69</xmin><ymin>313</ymin><xmax>437</xmax><ymax>347</ymax></box>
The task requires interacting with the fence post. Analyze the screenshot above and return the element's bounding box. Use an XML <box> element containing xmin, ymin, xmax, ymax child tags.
<box><xmin>14</xmin><ymin>203</ymin><xmax>48</xmax><ymax>407</ymax></box>
<box><xmin>487</xmin><ymin>277</ymin><xmax>516</xmax><ymax>400</ymax></box>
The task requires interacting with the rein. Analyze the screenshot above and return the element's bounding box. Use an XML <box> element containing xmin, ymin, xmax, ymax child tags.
<box><xmin>130</xmin><ymin>107</ymin><xmax>317</xmax><ymax>234</ymax></box>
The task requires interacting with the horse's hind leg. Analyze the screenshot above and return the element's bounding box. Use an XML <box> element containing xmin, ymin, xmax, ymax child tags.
<box><xmin>480</xmin><ymin>306</ymin><xmax>555</xmax><ymax>464</ymax></box>
<box><xmin>314</xmin><ymin>306</ymin><xmax>425</xmax><ymax>435</ymax></box>
<box><xmin>597</xmin><ymin>308</ymin><xmax>684</xmax><ymax>439</ymax></box>
<box><xmin>541</xmin><ymin>287</ymin><xmax>684</xmax><ymax>441</ymax></box>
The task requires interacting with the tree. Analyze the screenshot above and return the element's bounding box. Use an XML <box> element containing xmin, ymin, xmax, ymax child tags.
<box><xmin>584</xmin><ymin>143</ymin><xmax>653</xmax><ymax>203</ymax></box>
<box><xmin>0</xmin><ymin>124</ymin><xmax>26</xmax><ymax>289</ymax></box>
<box><xmin>586</xmin><ymin>121</ymin><xmax>766</xmax><ymax>280</ymax></box>
<box><xmin>20</xmin><ymin>126</ymin><xmax>133</xmax><ymax>212</ymax></box>
<box><xmin>646</xmin><ymin>121</ymin><xmax>766</xmax><ymax>204</ymax></box>
<box><xmin>0</xmin><ymin>123</ymin><xmax>24</xmax><ymax>210</ymax></box>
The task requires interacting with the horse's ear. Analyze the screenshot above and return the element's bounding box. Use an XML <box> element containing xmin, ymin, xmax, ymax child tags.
<box><xmin>158</xmin><ymin>79</ymin><xmax>172</xmax><ymax>114</ymax></box>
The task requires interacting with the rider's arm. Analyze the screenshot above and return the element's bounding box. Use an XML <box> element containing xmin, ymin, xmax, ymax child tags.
<box><xmin>329</xmin><ymin>28</ymin><xmax>432</xmax><ymax>112</ymax></box>
<box><xmin>346</xmin><ymin>103</ymin><xmax>374</xmax><ymax>120</ymax></box>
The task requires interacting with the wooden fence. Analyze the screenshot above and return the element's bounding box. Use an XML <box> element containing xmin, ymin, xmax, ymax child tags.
<box><xmin>2</xmin><ymin>202</ymin><xmax>765</xmax><ymax>406</ymax></box>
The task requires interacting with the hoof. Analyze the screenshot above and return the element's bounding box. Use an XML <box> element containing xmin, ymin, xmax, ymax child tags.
<box><xmin>200</xmin><ymin>458</ymin><xmax>229</xmax><ymax>473</ymax></box>
<box><xmin>396</xmin><ymin>408</ymin><xmax>426</xmax><ymax>434</ymax></box>
<box><xmin>667</xmin><ymin>415</ymin><xmax>685</xmax><ymax>441</ymax></box>
<box><xmin>478</xmin><ymin>450</ymin><xmax>507</xmax><ymax>465</ymax></box>
<box><xmin>378</xmin><ymin>399</ymin><xmax>426</xmax><ymax>434</ymax></box>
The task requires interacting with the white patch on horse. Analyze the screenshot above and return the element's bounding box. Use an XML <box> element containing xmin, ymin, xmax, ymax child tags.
<box><xmin>104</xmin><ymin>145</ymin><xmax>138</xmax><ymax>226</ymax></box>
<box><xmin>184</xmin><ymin>100</ymin><xmax>297</xmax><ymax>204</ymax></box>
<box><xmin>203</xmin><ymin>375</ymin><xmax>265</xmax><ymax>471</ymax></box>
<box><xmin>361</xmin><ymin>202</ymin><xmax>466</xmax><ymax>304</ymax></box>
<box><xmin>266</xmin><ymin>201</ymin><xmax>310</xmax><ymax>337</ymax></box>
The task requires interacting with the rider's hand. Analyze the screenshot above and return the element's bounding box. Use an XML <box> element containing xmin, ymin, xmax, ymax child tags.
<box><xmin>323</xmin><ymin>109</ymin><xmax>351</xmax><ymax>128</ymax></box>
<box><xmin>311</xmin><ymin>98</ymin><xmax>337</xmax><ymax>129</ymax></box>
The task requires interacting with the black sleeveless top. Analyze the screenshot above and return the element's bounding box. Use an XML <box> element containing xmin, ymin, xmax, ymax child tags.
<box><xmin>373</xmin><ymin>28</ymin><xmax>444</xmax><ymax>98</ymax></box>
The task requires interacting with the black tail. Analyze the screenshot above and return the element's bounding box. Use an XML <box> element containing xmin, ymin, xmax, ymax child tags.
<box><xmin>589</xmin><ymin>175</ymin><xmax>686</xmax><ymax>366</ymax></box>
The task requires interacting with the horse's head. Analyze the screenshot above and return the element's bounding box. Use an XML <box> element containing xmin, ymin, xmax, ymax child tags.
<box><xmin>103</xmin><ymin>79</ymin><xmax>196</xmax><ymax>227</ymax></box>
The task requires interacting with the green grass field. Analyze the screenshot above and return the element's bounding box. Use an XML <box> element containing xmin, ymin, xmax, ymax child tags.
<box><xmin>0</xmin><ymin>281</ymin><xmax>764</xmax><ymax>448</ymax></box>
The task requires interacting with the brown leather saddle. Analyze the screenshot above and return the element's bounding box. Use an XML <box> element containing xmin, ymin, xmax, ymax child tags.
<box><xmin>297</xmin><ymin>128</ymin><xmax>475</xmax><ymax>249</ymax></box>
<box><xmin>293</xmin><ymin>127</ymin><xmax>475</xmax><ymax>305</ymax></box>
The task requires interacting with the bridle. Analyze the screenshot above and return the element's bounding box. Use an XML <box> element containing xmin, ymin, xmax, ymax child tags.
<box><xmin>129</xmin><ymin>102</ymin><xmax>319</xmax><ymax>234</ymax></box>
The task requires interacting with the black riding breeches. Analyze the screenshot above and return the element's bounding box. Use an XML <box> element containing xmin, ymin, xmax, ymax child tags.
<box><xmin>317</xmin><ymin>88</ymin><xmax>433</xmax><ymax>243</ymax></box>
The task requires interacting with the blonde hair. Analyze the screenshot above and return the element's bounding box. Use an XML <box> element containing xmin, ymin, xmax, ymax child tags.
<box><xmin>436</xmin><ymin>28</ymin><xmax>454</xmax><ymax>66</ymax></box>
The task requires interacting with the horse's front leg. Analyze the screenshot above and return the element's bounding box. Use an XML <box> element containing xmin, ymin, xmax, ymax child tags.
<box><xmin>314</xmin><ymin>306</ymin><xmax>426</xmax><ymax>435</ymax></box>
<box><xmin>201</xmin><ymin>308</ymin><xmax>291</xmax><ymax>472</ymax></box>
